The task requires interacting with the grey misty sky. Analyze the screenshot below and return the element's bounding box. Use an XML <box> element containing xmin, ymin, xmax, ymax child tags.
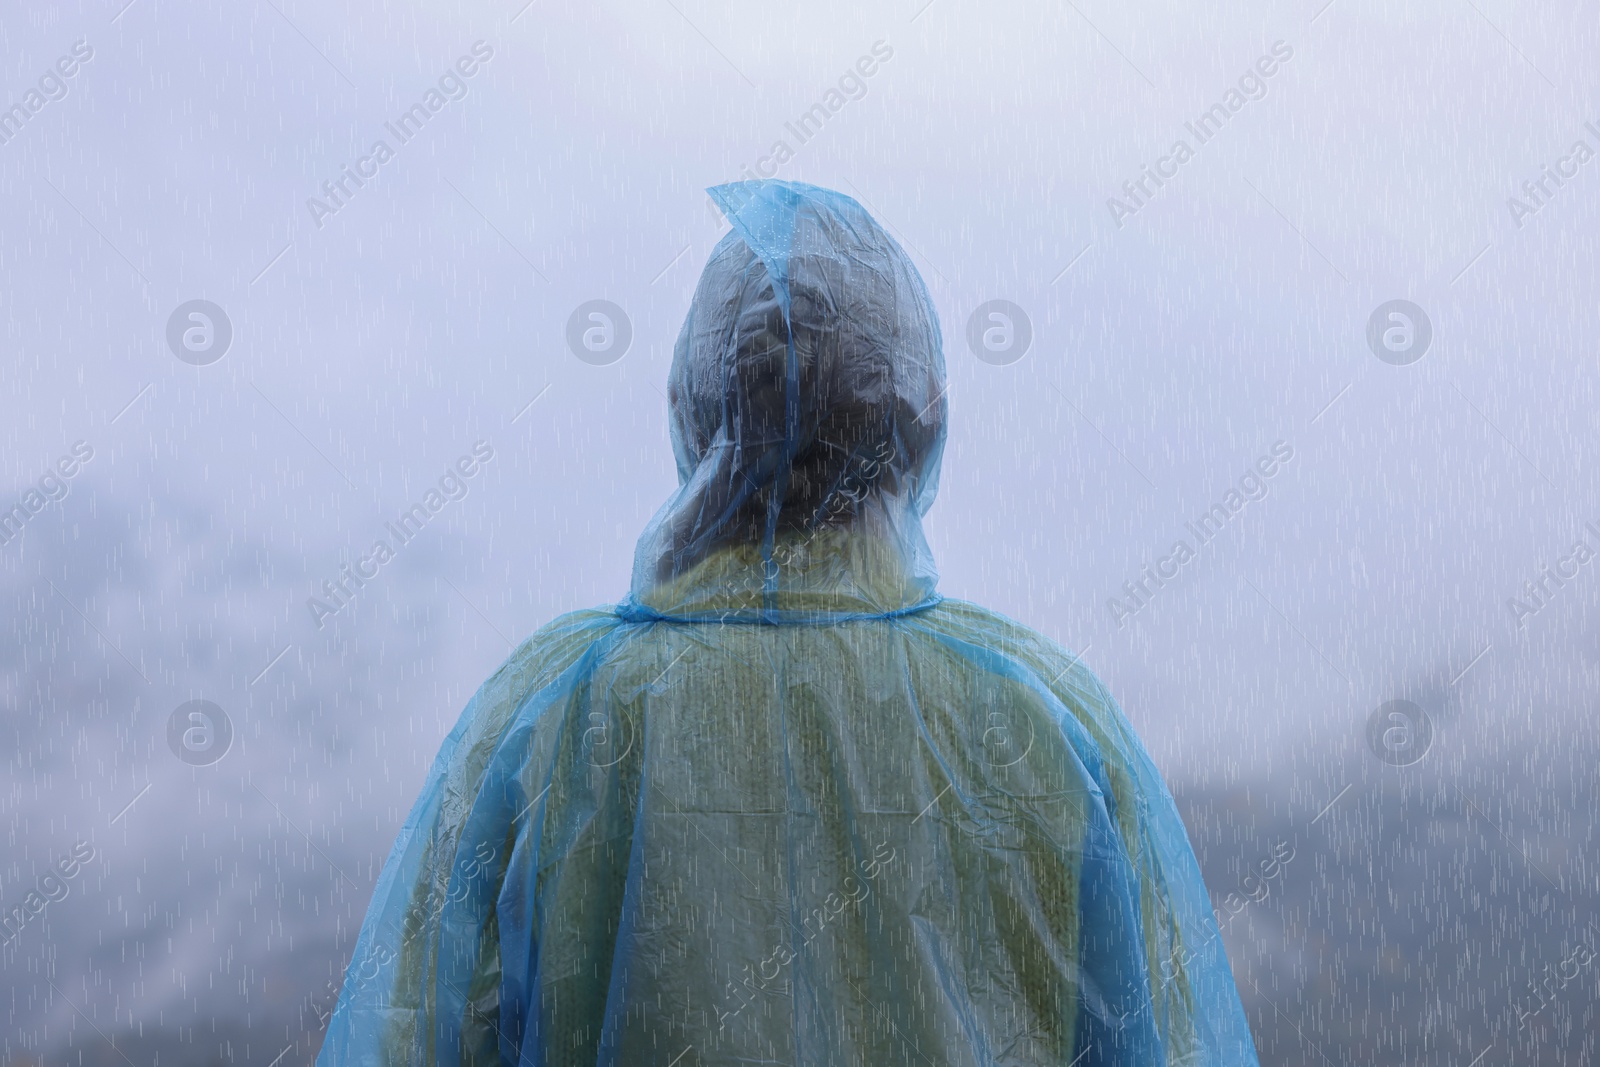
<box><xmin>1</xmin><ymin>0</ymin><xmax>1597</xmax><ymax>1055</ymax></box>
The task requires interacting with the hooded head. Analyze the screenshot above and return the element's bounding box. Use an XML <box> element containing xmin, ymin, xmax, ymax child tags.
<box><xmin>627</xmin><ymin>180</ymin><xmax>947</xmax><ymax>621</ymax></box>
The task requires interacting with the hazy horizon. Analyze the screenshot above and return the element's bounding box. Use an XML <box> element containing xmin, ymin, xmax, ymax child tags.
<box><xmin>3</xmin><ymin>0</ymin><xmax>1597</xmax><ymax>1063</ymax></box>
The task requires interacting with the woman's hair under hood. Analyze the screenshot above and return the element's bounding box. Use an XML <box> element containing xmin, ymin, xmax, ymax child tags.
<box><xmin>629</xmin><ymin>181</ymin><xmax>949</xmax><ymax>613</ymax></box>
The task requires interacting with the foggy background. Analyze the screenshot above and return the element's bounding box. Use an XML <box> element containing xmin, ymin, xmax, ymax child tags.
<box><xmin>2</xmin><ymin>0</ymin><xmax>1597</xmax><ymax>1063</ymax></box>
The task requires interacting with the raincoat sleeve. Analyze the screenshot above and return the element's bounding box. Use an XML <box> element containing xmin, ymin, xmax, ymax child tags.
<box><xmin>315</xmin><ymin>608</ymin><xmax>621</xmax><ymax>1066</ymax></box>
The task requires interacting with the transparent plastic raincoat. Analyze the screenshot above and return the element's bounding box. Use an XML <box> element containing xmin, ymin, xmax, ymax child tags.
<box><xmin>316</xmin><ymin>181</ymin><xmax>1260</xmax><ymax>1066</ymax></box>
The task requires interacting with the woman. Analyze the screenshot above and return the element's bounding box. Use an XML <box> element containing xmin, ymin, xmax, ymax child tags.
<box><xmin>317</xmin><ymin>180</ymin><xmax>1259</xmax><ymax>1066</ymax></box>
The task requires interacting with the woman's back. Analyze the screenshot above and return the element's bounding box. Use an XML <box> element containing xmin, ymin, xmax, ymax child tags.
<box><xmin>316</xmin><ymin>181</ymin><xmax>1258</xmax><ymax>1066</ymax></box>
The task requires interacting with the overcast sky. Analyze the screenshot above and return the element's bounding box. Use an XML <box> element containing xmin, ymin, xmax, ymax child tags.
<box><xmin>2</xmin><ymin>0</ymin><xmax>1597</xmax><ymax>1063</ymax></box>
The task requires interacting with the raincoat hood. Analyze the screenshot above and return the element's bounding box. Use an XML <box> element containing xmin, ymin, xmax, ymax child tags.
<box><xmin>627</xmin><ymin>181</ymin><xmax>947</xmax><ymax>621</ymax></box>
